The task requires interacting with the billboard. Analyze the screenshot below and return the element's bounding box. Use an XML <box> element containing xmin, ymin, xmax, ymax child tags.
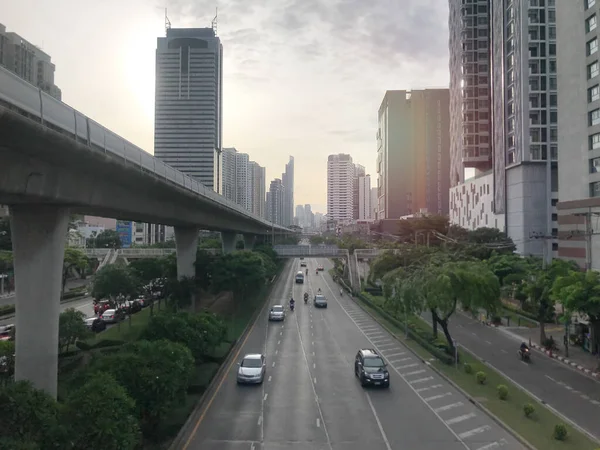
<box><xmin>116</xmin><ymin>220</ymin><xmax>132</xmax><ymax>248</ymax></box>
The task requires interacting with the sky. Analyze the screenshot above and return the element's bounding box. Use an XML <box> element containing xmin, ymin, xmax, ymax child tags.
<box><xmin>5</xmin><ymin>0</ymin><xmax>450</xmax><ymax>214</ymax></box>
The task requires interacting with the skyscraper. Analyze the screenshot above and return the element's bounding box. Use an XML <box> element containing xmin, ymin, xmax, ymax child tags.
<box><xmin>281</xmin><ymin>156</ymin><xmax>294</xmax><ymax>226</ymax></box>
<box><xmin>154</xmin><ymin>26</ymin><xmax>223</xmax><ymax>192</ymax></box>
<box><xmin>250</xmin><ymin>162</ymin><xmax>266</xmax><ymax>219</ymax></box>
<box><xmin>222</xmin><ymin>147</ymin><xmax>238</xmax><ymax>202</ymax></box>
<box><xmin>376</xmin><ymin>89</ymin><xmax>450</xmax><ymax>219</ymax></box>
<box><xmin>353</xmin><ymin>164</ymin><xmax>366</xmax><ymax>219</ymax></box>
<box><xmin>0</xmin><ymin>23</ymin><xmax>61</xmax><ymax>100</ymax></box>
<box><xmin>267</xmin><ymin>179</ymin><xmax>285</xmax><ymax>225</ymax></box>
<box><xmin>327</xmin><ymin>154</ymin><xmax>355</xmax><ymax>222</ymax></box>
<box><xmin>358</xmin><ymin>175</ymin><xmax>372</xmax><ymax>220</ymax></box>
<box><xmin>295</xmin><ymin>205</ymin><xmax>305</xmax><ymax>227</ymax></box>
<box><xmin>304</xmin><ymin>204</ymin><xmax>314</xmax><ymax>229</ymax></box>
<box><xmin>221</xmin><ymin>147</ymin><xmax>265</xmax><ymax>215</ymax></box>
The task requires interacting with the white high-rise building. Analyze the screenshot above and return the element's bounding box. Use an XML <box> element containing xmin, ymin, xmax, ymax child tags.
<box><xmin>235</xmin><ymin>152</ymin><xmax>252</xmax><ymax>212</ymax></box>
<box><xmin>327</xmin><ymin>154</ymin><xmax>355</xmax><ymax>223</ymax></box>
<box><xmin>281</xmin><ymin>156</ymin><xmax>295</xmax><ymax>226</ymax></box>
<box><xmin>222</xmin><ymin>148</ymin><xmax>238</xmax><ymax>202</ymax></box>
<box><xmin>267</xmin><ymin>179</ymin><xmax>285</xmax><ymax>225</ymax></box>
<box><xmin>250</xmin><ymin>162</ymin><xmax>266</xmax><ymax>219</ymax></box>
<box><xmin>370</xmin><ymin>187</ymin><xmax>378</xmax><ymax>220</ymax></box>
<box><xmin>358</xmin><ymin>175</ymin><xmax>372</xmax><ymax>220</ymax></box>
<box><xmin>222</xmin><ymin>147</ymin><xmax>264</xmax><ymax>215</ymax></box>
<box><xmin>353</xmin><ymin>164</ymin><xmax>366</xmax><ymax>219</ymax></box>
<box><xmin>154</xmin><ymin>26</ymin><xmax>223</xmax><ymax>192</ymax></box>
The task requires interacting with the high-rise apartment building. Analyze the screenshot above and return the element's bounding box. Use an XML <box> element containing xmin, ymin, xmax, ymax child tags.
<box><xmin>266</xmin><ymin>179</ymin><xmax>285</xmax><ymax>225</ymax></box>
<box><xmin>448</xmin><ymin>1</ymin><xmax>493</xmax><ymax>187</ymax></box>
<box><xmin>555</xmin><ymin>1</ymin><xmax>600</xmax><ymax>269</ymax></box>
<box><xmin>295</xmin><ymin>205</ymin><xmax>305</xmax><ymax>227</ymax></box>
<box><xmin>358</xmin><ymin>175</ymin><xmax>372</xmax><ymax>220</ymax></box>
<box><xmin>221</xmin><ymin>147</ymin><xmax>265</xmax><ymax>215</ymax></box>
<box><xmin>250</xmin><ymin>162</ymin><xmax>266</xmax><ymax>219</ymax></box>
<box><xmin>448</xmin><ymin>1</ymin><xmax>558</xmax><ymax>259</ymax></box>
<box><xmin>154</xmin><ymin>26</ymin><xmax>223</xmax><ymax>192</ymax></box>
<box><xmin>304</xmin><ymin>204</ymin><xmax>314</xmax><ymax>229</ymax></box>
<box><xmin>370</xmin><ymin>187</ymin><xmax>378</xmax><ymax>220</ymax></box>
<box><xmin>327</xmin><ymin>154</ymin><xmax>355</xmax><ymax>222</ymax></box>
<box><xmin>376</xmin><ymin>90</ymin><xmax>450</xmax><ymax>219</ymax></box>
<box><xmin>353</xmin><ymin>164</ymin><xmax>366</xmax><ymax>219</ymax></box>
<box><xmin>0</xmin><ymin>24</ymin><xmax>61</xmax><ymax>100</ymax></box>
<box><xmin>281</xmin><ymin>156</ymin><xmax>295</xmax><ymax>226</ymax></box>
<box><xmin>222</xmin><ymin>147</ymin><xmax>238</xmax><ymax>202</ymax></box>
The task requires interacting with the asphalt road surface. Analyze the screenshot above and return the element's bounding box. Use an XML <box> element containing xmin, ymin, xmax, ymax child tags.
<box><xmin>181</xmin><ymin>259</ymin><xmax>523</xmax><ymax>450</ymax></box>
<box><xmin>0</xmin><ymin>296</ymin><xmax>95</xmax><ymax>327</ymax></box>
<box><xmin>427</xmin><ymin>310</ymin><xmax>600</xmax><ymax>441</ymax></box>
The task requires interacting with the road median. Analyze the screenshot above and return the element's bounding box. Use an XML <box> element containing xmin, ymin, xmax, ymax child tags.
<box><xmin>341</xmin><ymin>284</ymin><xmax>600</xmax><ymax>450</ymax></box>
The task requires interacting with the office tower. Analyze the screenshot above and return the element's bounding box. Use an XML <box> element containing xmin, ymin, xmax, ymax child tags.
<box><xmin>376</xmin><ymin>89</ymin><xmax>450</xmax><ymax>219</ymax></box>
<box><xmin>327</xmin><ymin>154</ymin><xmax>355</xmax><ymax>222</ymax></box>
<box><xmin>555</xmin><ymin>1</ymin><xmax>599</xmax><ymax>269</ymax></box>
<box><xmin>358</xmin><ymin>175</ymin><xmax>372</xmax><ymax>220</ymax></box>
<box><xmin>370</xmin><ymin>187</ymin><xmax>378</xmax><ymax>220</ymax></box>
<box><xmin>295</xmin><ymin>205</ymin><xmax>305</xmax><ymax>227</ymax></box>
<box><xmin>353</xmin><ymin>164</ymin><xmax>366</xmax><ymax>219</ymax></box>
<box><xmin>304</xmin><ymin>204</ymin><xmax>314</xmax><ymax>229</ymax></box>
<box><xmin>491</xmin><ymin>0</ymin><xmax>558</xmax><ymax>259</ymax></box>
<box><xmin>0</xmin><ymin>23</ymin><xmax>61</xmax><ymax>100</ymax></box>
<box><xmin>235</xmin><ymin>152</ymin><xmax>252</xmax><ymax>212</ymax></box>
<box><xmin>250</xmin><ymin>162</ymin><xmax>266</xmax><ymax>219</ymax></box>
<box><xmin>448</xmin><ymin>1</ymin><xmax>492</xmax><ymax>188</ymax></box>
<box><xmin>281</xmin><ymin>156</ymin><xmax>294</xmax><ymax>226</ymax></box>
<box><xmin>154</xmin><ymin>26</ymin><xmax>223</xmax><ymax>192</ymax></box>
<box><xmin>267</xmin><ymin>179</ymin><xmax>285</xmax><ymax>225</ymax></box>
<box><xmin>222</xmin><ymin>148</ymin><xmax>238</xmax><ymax>202</ymax></box>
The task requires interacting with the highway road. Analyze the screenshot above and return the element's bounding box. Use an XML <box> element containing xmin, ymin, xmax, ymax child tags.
<box><xmin>181</xmin><ymin>258</ymin><xmax>522</xmax><ymax>450</ymax></box>
<box><xmin>429</xmin><ymin>310</ymin><xmax>600</xmax><ymax>441</ymax></box>
<box><xmin>0</xmin><ymin>295</ymin><xmax>95</xmax><ymax>327</ymax></box>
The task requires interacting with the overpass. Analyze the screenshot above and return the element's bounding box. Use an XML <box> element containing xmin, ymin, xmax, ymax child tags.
<box><xmin>0</xmin><ymin>66</ymin><xmax>297</xmax><ymax>396</ymax></box>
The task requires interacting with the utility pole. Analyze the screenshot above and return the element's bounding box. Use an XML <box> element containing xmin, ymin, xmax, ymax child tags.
<box><xmin>529</xmin><ymin>231</ymin><xmax>554</xmax><ymax>269</ymax></box>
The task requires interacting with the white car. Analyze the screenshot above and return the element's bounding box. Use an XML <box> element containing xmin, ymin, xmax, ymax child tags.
<box><xmin>269</xmin><ymin>305</ymin><xmax>285</xmax><ymax>321</ymax></box>
<box><xmin>101</xmin><ymin>309</ymin><xmax>122</xmax><ymax>324</ymax></box>
<box><xmin>237</xmin><ymin>354</ymin><xmax>266</xmax><ymax>384</ymax></box>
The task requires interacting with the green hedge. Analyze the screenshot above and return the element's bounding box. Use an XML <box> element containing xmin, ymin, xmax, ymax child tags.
<box><xmin>0</xmin><ymin>304</ymin><xmax>15</xmax><ymax>317</ymax></box>
<box><xmin>356</xmin><ymin>292</ymin><xmax>454</xmax><ymax>365</ymax></box>
<box><xmin>75</xmin><ymin>339</ymin><xmax>125</xmax><ymax>351</ymax></box>
<box><xmin>502</xmin><ymin>303</ymin><xmax>545</xmax><ymax>324</ymax></box>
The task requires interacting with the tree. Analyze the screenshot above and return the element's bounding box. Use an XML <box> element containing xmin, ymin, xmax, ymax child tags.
<box><xmin>0</xmin><ymin>218</ymin><xmax>11</xmax><ymax>252</ymax></box>
<box><xmin>0</xmin><ymin>251</ymin><xmax>12</xmax><ymax>274</ymax></box>
<box><xmin>64</xmin><ymin>372</ymin><xmax>140</xmax><ymax>450</ymax></box>
<box><xmin>88</xmin><ymin>339</ymin><xmax>194</xmax><ymax>435</ymax></box>
<box><xmin>195</xmin><ymin>250</ymin><xmax>217</xmax><ymax>290</ymax></box>
<box><xmin>87</xmin><ymin>229</ymin><xmax>121</xmax><ymax>249</ymax></box>
<box><xmin>0</xmin><ymin>381</ymin><xmax>68</xmax><ymax>448</ymax></box>
<box><xmin>0</xmin><ymin>341</ymin><xmax>15</xmax><ymax>385</ymax></box>
<box><xmin>211</xmin><ymin>252</ymin><xmax>267</xmax><ymax>300</ymax></box>
<box><xmin>58</xmin><ymin>308</ymin><xmax>90</xmax><ymax>353</ymax></box>
<box><xmin>92</xmin><ymin>264</ymin><xmax>138</xmax><ymax>301</ymax></box>
<box><xmin>128</xmin><ymin>258</ymin><xmax>167</xmax><ymax>283</ymax></box>
<box><xmin>62</xmin><ymin>247</ymin><xmax>89</xmax><ymax>295</ymax></box>
<box><xmin>309</xmin><ymin>235</ymin><xmax>325</xmax><ymax>245</ymax></box>
<box><xmin>397</xmin><ymin>214</ymin><xmax>449</xmax><ymax>243</ymax></box>
<box><xmin>553</xmin><ymin>270</ymin><xmax>600</xmax><ymax>356</ymax></box>
<box><xmin>198</xmin><ymin>237</ymin><xmax>222</xmax><ymax>249</ymax></box>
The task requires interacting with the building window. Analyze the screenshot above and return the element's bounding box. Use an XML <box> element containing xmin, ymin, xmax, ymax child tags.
<box><xmin>591</xmin><ymin>181</ymin><xmax>600</xmax><ymax>197</ymax></box>
<box><xmin>590</xmin><ymin>132</ymin><xmax>600</xmax><ymax>149</ymax></box>
<box><xmin>591</xmin><ymin>157</ymin><xmax>600</xmax><ymax>173</ymax></box>
<box><xmin>587</xmin><ymin>15</ymin><xmax>598</xmax><ymax>33</ymax></box>
<box><xmin>589</xmin><ymin>38</ymin><xmax>599</xmax><ymax>56</ymax></box>
<box><xmin>589</xmin><ymin>61</ymin><xmax>599</xmax><ymax>79</ymax></box>
<box><xmin>550</xmin><ymin>111</ymin><xmax>558</xmax><ymax>123</ymax></box>
<box><xmin>590</xmin><ymin>109</ymin><xmax>600</xmax><ymax>126</ymax></box>
<box><xmin>590</xmin><ymin>85</ymin><xmax>600</xmax><ymax>102</ymax></box>
<box><xmin>550</xmin><ymin>128</ymin><xmax>558</xmax><ymax>142</ymax></box>
<box><xmin>587</xmin><ymin>0</ymin><xmax>597</xmax><ymax>9</ymax></box>
<box><xmin>551</xmin><ymin>145</ymin><xmax>558</xmax><ymax>160</ymax></box>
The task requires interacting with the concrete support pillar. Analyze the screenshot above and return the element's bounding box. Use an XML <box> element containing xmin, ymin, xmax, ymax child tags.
<box><xmin>243</xmin><ymin>234</ymin><xmax>256</xmax><ymax>251</ymax></box>
<box><xmin>174</xmin><ymin>227</ymin><xmax>199</xmax><ymax>279</ymax></box>
<box><xmin>11</xmin><ymin>205</ymin><xmax>69</xmax><ymax>398</ymax></box>
<box><xmin>222</xmin><ymin>231</ymin><xmax>237</xmax><ymax>254</ymax></box>
<box><xmin>0</xmin><ymin>276</ymin><xmax>4</xmax><ymax>295</ymax></box>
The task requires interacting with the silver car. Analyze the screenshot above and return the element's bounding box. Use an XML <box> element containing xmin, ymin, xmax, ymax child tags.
<box><xmin>237</xmin><ymin>354</ymin><xmax>266</xmax><ymax>384</ymax></box>
<box><xmin>269</xmin><ymin>305</ymin><xmax>285</xmax><ymax>321</ymax></box>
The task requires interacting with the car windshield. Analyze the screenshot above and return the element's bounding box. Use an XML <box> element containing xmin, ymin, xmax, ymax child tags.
<box><xmin>363</xmin><ymin>357</ymin><xmax>385</xmax><ymax>368</ymax></box>
<box><xmin>241</xmin><ymin>357</ymin><xmax>262</xmax><ymax>368</ymax></box>
<box><xmin>272</xmin><ymin>306</ymin><xmax>283</xmax><ymax>312</ymax></box>
<box><xmin>316</xmin><ymin>295</ymin><xmax>325</xmax><ymax>300</ymax></box>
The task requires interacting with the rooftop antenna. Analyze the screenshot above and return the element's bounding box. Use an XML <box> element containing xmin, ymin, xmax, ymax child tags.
<box><xmin>212</xmin><ymin>7</ymin><xmax>218</xmax><ymax>35</ymax></box>
<box><xmin>165</xmin><ymin>8</ymin><xmax>171</xmax><ymax>36</ymax></box>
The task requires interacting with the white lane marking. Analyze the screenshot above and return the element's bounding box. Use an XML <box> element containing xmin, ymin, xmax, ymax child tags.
<box><xmin>312</xmin><ymin>351</ymin><xmax>315</xmax><ymax>356</ymax></box>
<box><xmin>415</xmin><ymin>384</ymin><xmax>443</xmax><ymax>393</ymax></box>
<box><xmin>316</xmin><ymin>418</ymin><xmax>320</xmax><ymax>427</ymax></box>
<box><xmin>272</xmin><ymin>362</ymin><xmax>275</xmax><ymax>367</ymax></box>
<box><xmin>367</xmin><ymin>333</ymin><xmax>385</xmax><ymax>337</ymax></box>
<box><xmin>424</xmin><ymin>392</ymin><xmax>453</xmax><ymax>402</ymax></box>
<box><xmin>257</xmin><ymin>415</ymin><xmax>262</xmax><ymax>426</ymax></box>
<box><xmin>264</xmin><ymin>393</ymin><xmax>268</xmax><ymax>401</ymax></box>
<box><xmin>312</xmin><ymin>341</ymin><xmax>314</xmax><ymax>345</ymax></box>
<box><xmin>250</xmin><ymin>442</ymin><xmax>256</xmax><ymax>450</ymax></box>
<box><xmin>434</xmin><ymin>402</ymin><xmax>464</xmax><ymax>413</ymax></box>
<box><xmin>277</xmin><ymin>340</ymin><xmax>280</xmax><ymax>345</ymax></box>
<box><xmin>313</xmin><ymin>363</ymin><xmax>316</xmax><ymax>369</ymax></box>
<box><xmin>268</xmin><ymin>376</ymin><xmax>272</xmax><ymax>382</ymax></box>
<box><xmin>377</xmin><ymin>342</ymin><xmax>397</xmax><ymax>348</ymax></box>
<box><xmin>471</xmin><ymin>332</ymin><xmax>477</xmax><ymax>336</ymax></box>
<box><xmin>445</xmin><ymin>413</ymin><xmax>476</xmax><ymax>425</ymax></box>
<box><xmin>591</xmin><ymin>400</ymin><xmax>600</xmax><ymax>405</ymax></box>
<box><xmin>397</xmin><ymin>363</ymin><xmax>419</xmax><ymax>370</ymax></box>
<box><xmin>314</xmin><ymin>377</ymin><xmax>317</xmax><ymax>384</ymax></box>
<box><xmin>365</xmin><ymin>392</ymin><xmax>393</xmax><ymax>450</ymax></box>
<box><xmin>545</xmin><ymin>374</ymin><xmax>557</xmax><ymax>383</ymax></box>
<box><xmin>321</xmin><ymin>276</ymin><xmax>469</xmax><ymax>449</ymax></box>
<box><xmin>485</xmin><ymin>340</ymin><xmax>492</xmax><ymax>345</ymax></box>
<box><xmin>500</xmin><ymin>349</ymin><xmax>507</xmax><ymax>354</ymax></box>
<box><xmin>384</xmin><ymin>352</ymin><xmax>406</xmax><ymax>358</ymax></box>
<box><xmin>390</xmin><ymin>357</ymin><xmax>412</xmax><ymax>364</ymax></box>
<box><xmin>475</xmin><ymin>442</ymin><xmax>502</xmax><ymax>450</ymax></box>
<box><xmin>520</xmin><ymin>361</ymin><xmax>528</xmax><ymax>366</ymax></box>
<box><xmin>280</xmin><ymin>331</ymin><xmax>282</xmax><ymax>336</ymax></box>
<box><xmin>581</xmin><ymin>394</ymin><xmax>590</xmax><ymax>400</ymax></box>
<box><xmin>403</xmin><ymin>369</ymin><xmax>426</xmax><ymax>377</ymax></box>
<box><xmin>275</xmin><ymin>349</ymin><xmax>278</xmax><ymax>355</ymax></box>
<box><xmin>458</xmin><ymin>425</ymin><xmax>491</xmax><ymax>439</ymax></box>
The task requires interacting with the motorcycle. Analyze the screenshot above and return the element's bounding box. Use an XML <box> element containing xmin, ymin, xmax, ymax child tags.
<box><xmin>340</xmin><ymin>289</ymin><xmax>343</xmax><ymax>296</ymax></box>
<box><xmin>306</xmin><ymin>269</ymin><xmax>308</xmax><ymax>276</ymax></box>
<box><xmin>316</xmin><ymin>270</ymin><xmax>319</xmax><ymax>275</ymax></box>
<box><xmin>290</xmin><ymin>303</ymin><xmax>295</xmax><ymax>312</ymax></box>
<box><xmin>518</xmin><ymin>347</ymin><xmax>531</xmax><ymax>362</ymax></box>
<box><xmin>304</xmin><ymin>293</ymin><xmax>309</xmax><ymax>304</ymax></box>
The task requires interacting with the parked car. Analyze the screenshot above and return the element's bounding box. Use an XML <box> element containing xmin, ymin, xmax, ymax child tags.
<box><xmin>94</xmin><ymin>300</ymin><xmax>112</xmax><ymax>315</ymax></box>
<box><xmin>122</xmin><ymin>300</ymin><xmax>142</xmax><ymax>315</ymax></box>
<box><xmin>237</xmin><ymin>354</ymin><xmax>266</xmax><ymax>384</ymax></box>
<box><xmin>101</xmin><ymin>309</ymin><xmax>124</xmax><ymax>324</ymax></box>
<box><xmin>0</xmin><ymin>324</ymin><xmax>14</xmax><ymax>342</ymax></box>
<box><xmin>84</xmin><ymin>317</ymin><xmax>107</xmax><ymax>333</ymax></box>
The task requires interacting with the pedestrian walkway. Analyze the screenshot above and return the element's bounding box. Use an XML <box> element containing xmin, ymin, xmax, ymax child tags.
<box><xmin>501</xmin><ymin>324</ymin><xmax>600</xmax><ymax>377</ymax></box>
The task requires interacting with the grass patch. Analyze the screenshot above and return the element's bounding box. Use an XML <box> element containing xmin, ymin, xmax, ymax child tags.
<box><xmin>85</xmin><ymin>307</ymin><xmax>152</xmax><ymax>346</ymax></box>
<box><xmin>502</xmin><ymin>307</ymin><xmax>538</xmax><ymax>328</ymax></box>
<box><xmin>353</xmin><ymin>295</ymin><xmax>598</xmax><ymax>450</ymax></box>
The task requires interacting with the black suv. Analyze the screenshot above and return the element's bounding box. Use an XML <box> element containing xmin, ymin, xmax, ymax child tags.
<box><xmin>354</xmin><ymin>349</ymin><xmax>390</xmax><ymax>388</ymax></box>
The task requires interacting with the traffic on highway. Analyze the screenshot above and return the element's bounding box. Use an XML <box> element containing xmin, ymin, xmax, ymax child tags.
<box><xmin>179</xmin><ymin>258</ymin><xmax>523</xmax><ymax>450</ymax></box>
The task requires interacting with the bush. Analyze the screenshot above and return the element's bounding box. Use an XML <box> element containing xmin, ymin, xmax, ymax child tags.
<box><xmin>0</xmin><ymin>305</ymin><xmax>15</xmax><ymax>317</ymax></box>
<box><xmin>523</xmin><ymin>403</ymin><xmax>535</xmax><ymax>418</ymax></box>
<box><xmin>463</xmin><ymin>363</ymin><xmax>473</xmax><ymax>374</ymax></box>
<box><xmin>553</xmin><ymin>423</ymin><xmax>568</xmax><ymax>441</ymax></box>
<box><xmin>476</xmin><ymin>371</ymin><xmax>487</xmax><ymax>384</ymax></box>
<box><xmin>497</xmin><ymin>384</ymin><xmax>508</xmax><ymax>400</ymax></box>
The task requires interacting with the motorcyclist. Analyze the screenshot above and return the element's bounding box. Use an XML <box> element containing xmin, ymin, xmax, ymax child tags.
<box><xmin>519</xmin><ymin>342</ymin><xmax>529</xmax><ymax>352</ymax></box>
<box><xmin>306</xmin><ymin>268</ymin><xmax>308</xmax><ymax>276</ymax></box>
<box><xmin>317</xmin><ymin>288</ymin><xmax>322</xmax><ymax>294</ymax></box>
<box><xmin>316</xmin><ymin>269</ymin><xmax>319</xmax><ymax>275</ymax></box>
<box><xmin>340</xmin><ymin>288</ymin><xmax>343</xmax><ymax>296</ymax></box>
<box><xmin>304</xmin><ymin>292</ymin><xmax>309</xmax><ymax>304</ymax></box>
<box><xmin>289</xmin><ymin>297</ymin><xmax>295</xmax><ymax>311</ymax></box>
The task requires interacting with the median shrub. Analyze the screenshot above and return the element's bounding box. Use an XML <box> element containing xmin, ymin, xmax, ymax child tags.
<box><xmin>523</xmin><ymin>403</ymin><xmax>535</xmax><ymax>418</ymax></box>
<box><xmin>475</xmin><ymin>371</ymin><xmax>487</xmax><ymax>385</ymax></box>
<box><xmin>497</xmin><ymin>384</ymin><xmax>508</xmax><ymax>400</ymax></box>
<box><xmin>463</xmin><ymin>363</ymin><xmax>473</xmax><ymax>374</ymax></box>
<box><xmin>553</xmin><ymin>423</ymin><xmax>568</xmax><ymax>441</ymax></box>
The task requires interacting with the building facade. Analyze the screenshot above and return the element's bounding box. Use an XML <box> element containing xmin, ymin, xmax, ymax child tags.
<box><xmin>154</xmin><ymin>26</ymin><xmax>223</xmax><ymax>192</ymax></box>
<box><xmin>235</xmin><ymin>152</ymin><xmax>252</xmax><ymax>212</ymax></box>
<box><xmin>358</xmin><ymin>175</ymin><xmax>372</xmax><ymax>220</ymax></box>
<box><xmin>555</xmin><ymin>0</ymin><xmax>600</xmax><ymax>269</ymax></box>
<box><xmin>376</xmin><ymin>89</ymin><xmax>450</xmax><ymax>219</ymax></box>
<box><xmin>0</xmin><ymin>23</ymin><xmax>61</xmax><ymax>100</ymax></box>
<box><xmin>281</xmin><ymin>156</ymin><xmax>294</xmax><ymax>227</ymax></box>
<box><xmin>267</xmin><ymin>179</ymin><xmax>285</xmax><ymax>226</ymax></box>
<box><xmin>353</xmin><ymin>164</ymin><xmax>366</xmax><ymax>219</ymax></box>
<box><xmin>222</xmin><ymin>147</ymin><xmax>238</xmax><ymax>202</ymax></box>
<box><xmin>250</xmin><ymin>162</ymin><xmax>266</xmax><ymax>219</ymax></box>
<box><xmin>327</xmin><ymin>154</ymin><xmax>355</xmax><ymax>223</ymax></box>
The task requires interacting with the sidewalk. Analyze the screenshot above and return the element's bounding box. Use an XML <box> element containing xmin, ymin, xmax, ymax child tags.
<box><xmin>500</xmin><ymin>324</ymin><xmax>600</xmax><ymax>378</ymax></box>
